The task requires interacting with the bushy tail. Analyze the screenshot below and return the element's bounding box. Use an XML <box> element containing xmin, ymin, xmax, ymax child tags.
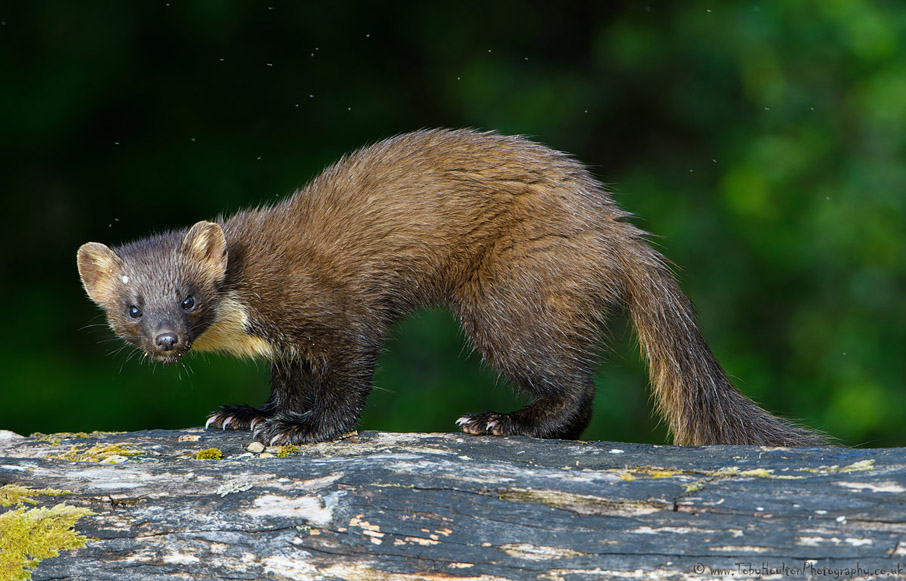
<box><xmin>623</xmin><ymin>244</ymin><xmax>827</xmax><ymax>446</ymax></box>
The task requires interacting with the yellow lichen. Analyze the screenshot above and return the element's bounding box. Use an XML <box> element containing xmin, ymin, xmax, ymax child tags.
<box><xmin>843</xmin><ymin>459</ymin><xmax>876</xmax><ymax>472</ymax></box>
<box><xmin>51</xmin><ymin>443</ymin><xmax>142</xmax><ymax>463</ymax></box>
<box><xmin>195</xmin><ymin>448</ymin><xmax>223</xmax><ymax>460</ymax></box>
<box><xmin>605</xmin><ymin>465</ymin><xmax>805</xmax><ymax>486</ymax></box>
<box><xmin>277</xmin><ymin>445</ymin><xmax>301</xmax><ymax>458</ymax></box>
<box><xmin>646</xmin><ymin>469</ymin><xmax>685</xmax><ymax>479</ymax></box>
<box><xmin>0</xmin><ymin>485</ymin><xmax>72</xmax><ymax>508</ymax></box>
<box><xmin>29</xmin><ymin>432</ymin><xmax>90</xmax><ymax>446</ymax></box>
<box><xmin>711</xmin><ymin>467</ymin><xmax>769</xmax><ymax>478</ymax></box>
<box><xmin>606</xmin><ymin>466</ymin><xmax>690</xmax><ymax>479</ymax></box>
<box><xmin>684</xmin><ymin>480</ymin><xmax>705</xmax><ymax>493</ymax></box>
<box><xmin>0</xmin><ymin>503</ymin><xmax>93</xmax><ymax>580</ymax></box>
<box><xmin>704</xmin><ymin>467</ymin><xmax>802</xmax><ymax>480</ymax></box>
<box><xmin>30</xmin><ymin>432</ymin><xmax>121</xmax><ymax>446</ymax></box>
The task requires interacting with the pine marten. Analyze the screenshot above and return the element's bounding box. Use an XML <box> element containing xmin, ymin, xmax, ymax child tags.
<box><xmin>77</xmin><ymin>128</ymin><xmax>825</xmax><ymax>446</ymax></box>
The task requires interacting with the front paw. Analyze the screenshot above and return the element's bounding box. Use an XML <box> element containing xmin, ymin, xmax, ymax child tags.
<box><xmin>205</xmin><ymin>404</ymin><xmax>272</xmax><ymax>431</ymax></box>
<box><xmin>252</xmin><ymin>413</ymin><xmax>347</xmax><ymax>445</ymax></box>
<box><xmin>456</xmin><ymin>411</ymin><xmax>517</xmax><ymax>436</ymax></box>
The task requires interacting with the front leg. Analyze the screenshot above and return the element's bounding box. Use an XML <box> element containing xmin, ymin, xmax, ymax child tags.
<box><xmin>253</xmin><ymin>349</ymin><xmax>376</xmax><ymax>445</ymax></box>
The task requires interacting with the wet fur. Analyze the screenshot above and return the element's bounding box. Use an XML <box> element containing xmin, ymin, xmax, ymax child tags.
<box><xmin>77</xmin><ymin>129</ymin><xmax>826</xmax><ymax>446</ymax></box>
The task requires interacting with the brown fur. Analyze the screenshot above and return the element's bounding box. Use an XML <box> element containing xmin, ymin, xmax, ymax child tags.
<box><xmin>77</xmin><ymin>128</ymin><xmax>826</xmax><ymax>446</ymax></box>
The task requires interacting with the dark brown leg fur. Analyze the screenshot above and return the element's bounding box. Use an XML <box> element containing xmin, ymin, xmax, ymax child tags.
<box><xmin>453</xmin><ymin>238</ymin><xmax>611</xmax><ymax>440</ymax></box>
<box><xmin>206</xmin><ymin>351</ymin><xmax>376</xmax><ymax>445</ymax></box>
<box><xmin>252</xmin><ymin>346</ymin><xmax>376</xmax><ymax>446</ymax></box>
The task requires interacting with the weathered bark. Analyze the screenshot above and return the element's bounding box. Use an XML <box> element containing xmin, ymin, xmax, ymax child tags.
<box><xmin>1</xmin><ymin>429</ymin><xmax>904</xmax><ymax>580</ymax></box>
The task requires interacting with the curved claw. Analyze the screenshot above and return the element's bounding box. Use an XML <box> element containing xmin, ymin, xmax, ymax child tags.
<box><xmin>205</xmin><ymin>415</ymin><xmax>218</xmax><ymax>430</ymax></box>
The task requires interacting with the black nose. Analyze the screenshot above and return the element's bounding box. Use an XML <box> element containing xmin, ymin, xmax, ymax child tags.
<box><xmin>156</xmin><ymin>332</ymin><xmax>179</xmax><ymax>351</ymax></box>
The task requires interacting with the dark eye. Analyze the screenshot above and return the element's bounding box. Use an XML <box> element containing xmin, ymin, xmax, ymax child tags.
<box><xmin>128</xmin><ymin>305</ymin><xmax>142</xmax><ymax>319</ymax></box>
<box><xmin>181</xmin><ymin>295</ymin><xmax>196</xmax><ymax>311</ymax></box>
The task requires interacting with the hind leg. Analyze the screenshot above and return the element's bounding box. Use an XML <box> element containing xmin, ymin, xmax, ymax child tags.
<box><xmin>453</xmin><ymin>269</ymin><xmax>607</xmax><ymax>439</ymax></box>
<box><xmin>450</xmin><ymin>225</ymin><xmax>622</xmax><ymax>440</ymax></box>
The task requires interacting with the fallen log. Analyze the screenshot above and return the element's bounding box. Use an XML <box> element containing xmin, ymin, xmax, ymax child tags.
<box><xmin>1</xmin><ymin>429</ymin><xmax>903</xmax><ymax>580</ymax></box>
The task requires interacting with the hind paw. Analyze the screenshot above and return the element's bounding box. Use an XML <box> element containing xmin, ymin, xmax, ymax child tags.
<box><xmin>456</xmin><ymin>412</ymin><xmax>517</xmax><ymax>436</ymax></box>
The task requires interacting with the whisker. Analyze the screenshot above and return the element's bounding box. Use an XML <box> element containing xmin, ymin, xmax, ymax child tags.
<box><xmin>106</xmin><ymin>345</ymin><xmax>125</xmax><ymax>358</ymax></box>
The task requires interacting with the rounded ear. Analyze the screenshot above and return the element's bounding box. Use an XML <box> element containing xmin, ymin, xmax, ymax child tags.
<box><xmin>180</xmin><ymin>221</ymin><xmax>228</xmax><ymax>280</ymax></box>
<box><xmin>77</xmin><ymin>242</ymin><xmax>125</xmax><ymax>305</ymax></box>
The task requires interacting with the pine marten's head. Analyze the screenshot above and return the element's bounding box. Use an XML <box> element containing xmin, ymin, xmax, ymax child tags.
<box><xmin>77</xmin><ymin>221</ymin><xmax>228</xmax><ymax>364</ymax></box>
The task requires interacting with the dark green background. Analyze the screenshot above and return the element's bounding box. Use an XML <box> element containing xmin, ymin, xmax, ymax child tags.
<box><xmin>2</xmin><ymin>2</ymin><xmax>903</xmax><ymax>446</ymax></box>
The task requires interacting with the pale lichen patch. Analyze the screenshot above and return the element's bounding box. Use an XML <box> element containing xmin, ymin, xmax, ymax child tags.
<box><xmin>797</xmin><ymin>536</ymin><xmax>872</xmax><ymax>547</ymax></box>
<box><xmin>271</xmin><ymin>473</ymin><xmax>343</xmax><ymax>493</ymax></box>
<box><xmin>500</xmin><ymin>543</ymin><xmax>585</xmax><ymax>560</ymax></box>
<box><xmin>800</xmin><ymin>459</ymin><xmax>875</xmax><ymax>474</ymax></box>
<box><xmin>245</xmin><ymin>494</ymin><xmax>336</xmax><ymax>526</ymax></box>
<box><xmin>846</xmin><ymin>538</ymin><xmax>873</xmax><ymax>546</ymax></box>
<box><xmin>162</xmin><ymin>552</ymin><xmax>200</xmax><ymax>565</ymax></box>
<box><xmin>835</xmin><ymin>481</ymin><xmax>905</xmax><ymax>493</ymax></box>
<box><xmin>321</xmin><ymin>562</ymin><xmax>503</xmax><ymax>580</ymax></box>
<box><xmin>709</xmin><ymin>545</ymin><xmax>770</xmax><ymax>553</ymax></box>
<box><xmin>498</xmin><ymin>488</ymin><xmax>665</xmax><ymax>517</ymax></box>
<box><xmin>216</xmin><ymin>480</ymin><xmax>254</xmax><ymax>497</ymax></box>
<box><xmin>261</xmin><ymin>555</ymin><xmax>318</xmax><ymax>578</ymax></box>
<box><xmin>631</xmin><ymin>526</ymin><xmax>723</xmax><ymax>535</ymax></box>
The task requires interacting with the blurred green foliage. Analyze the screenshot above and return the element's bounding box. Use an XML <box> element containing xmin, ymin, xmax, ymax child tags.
<box><xmin>1</xmin><ymin>1</ymin><xmax>903</xmax><ymax>446</ymax></box>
